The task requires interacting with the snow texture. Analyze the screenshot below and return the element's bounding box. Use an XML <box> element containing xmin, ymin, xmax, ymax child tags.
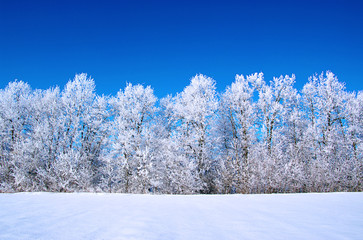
<box><xmin>0</xmin><ymin>192</ymin><xmax>362</xmax><ymax>240</ymax></box>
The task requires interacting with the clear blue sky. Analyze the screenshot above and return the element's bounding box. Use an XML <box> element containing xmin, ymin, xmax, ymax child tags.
<box><xmin>1</xmin><ymin>0</ymin><xmax>362</xmax><ymax>97</ymax></box>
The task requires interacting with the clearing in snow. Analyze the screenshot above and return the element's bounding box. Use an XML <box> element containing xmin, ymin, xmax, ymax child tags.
<box><xmin>0</xmin><ymin>192</ymin><xmax>362</xmax><ymax>240</ymax></box>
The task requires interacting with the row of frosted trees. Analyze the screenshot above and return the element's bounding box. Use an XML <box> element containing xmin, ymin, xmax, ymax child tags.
<box><xmin>0</xmin><ymin>72</ymin><xmax>361</xmax><ymax>193</ymax></box>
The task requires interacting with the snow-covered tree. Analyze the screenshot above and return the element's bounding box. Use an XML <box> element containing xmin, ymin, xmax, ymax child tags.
<box><xmin>0</xmin><ymin>71</ymin><xmax>360</xmax><ymax>194</ymax></box>
<box><xmin>343</xmin><ymin>91</ymin><xmax>363</xmax><ymax>190</ymax></box>
<box><xmin>48</xmin><ymin>73</ymin><xmax>107</xmax><ymax>191</ymax></box>
<box><xmin>152</xmin><ymin>95</ymin><xmax>202</xmax><ymax>194</ymax></box>
<box><xmin>216</xmin><ymin>73</ymin><xmax>258</xmax><ymax>193</ymax></box>
<box><xmin>252</xmin><ymin>74</ymin><xmax>297</xmax><ymax>192</ymax></box>
<box><xmin>0</xmin><ymin>81</ymin><xmax>33</xmax><ymax>191</ymax></box>
<box><xmin>301</xmin><ymin>71</ymin><xmax>360</xmax><ymax>191</ymax></box>
<box><xmin>172</xmin><ymin>74</ymin><xmax>218</xmax><ymax>193</ymax></box>
<box><xmin>102</xmin><ymin>83</ymin><xmax>157</xmax><ymax>193</ymax></box>
<box><xmin>23</xmin><ymin>87</ymin><xmax>63</xmax><ymax>191</ymax></box>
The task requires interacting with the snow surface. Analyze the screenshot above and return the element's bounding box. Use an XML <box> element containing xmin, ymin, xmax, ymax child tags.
<box><xmin>0</xmin><ymin>192</ymin><xmax>362</xmax><ymax>240</ymax></box>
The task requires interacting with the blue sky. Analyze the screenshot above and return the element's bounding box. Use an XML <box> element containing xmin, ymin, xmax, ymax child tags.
<box><xmin>1</xmin><ymin>0</ymin><xmax>362</xmax><ymax>97</ymax></box>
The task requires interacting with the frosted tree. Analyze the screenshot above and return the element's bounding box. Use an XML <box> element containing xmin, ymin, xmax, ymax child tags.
<box><xmin>300</xmin><ymin>71</ymin><xmax>362</xmax><ymax>191</ymax></box>
<box><xmin>48</xmin><ymin>74</ymin><xmax>106</xmax><ymax>191</ymax></box>
<box><xmin>0</xmin><ymin>81</ymin><xmax>33</xmax><ymax>191</ymax></box>
<box><xmin>344</xmin><ymin>91</ymin><xmax>363</xmax><ymax>190</ymax></box>
<box><xmin>172</xmin><ymin>74</ymin><xmax>218</xmax><ymax>193</ymax></box>
<box><xmin>23</xmin><ymin>87</ymin><xmax>63</xmax><ymax>191</ymax></box>
<box><xmin>216</xmin><ymin>73</ymin><xmax>258</xmax><ymax>193</ymax></box>
<box><xmin>254</xmin><ymin>74</ymin><xmax>296</xmax><ymax>152</ymax></box>
<box><xmin>103</xmin><ymin>83</ymin><xmax>157</xmax><ymax>193</ymax></box>
<box><xmin>278</xmin><ymin>83</ymin><xmax>306</xmax><ymax>192</ymax></box>
<box><xmin>0</xmin><ymin>71</ymin><xmax>361</xmax><ymax>194</ymax></box>
<box><xmin>151</xmin><ymin>96</ymin><xmax>201</xmax><ymax>194</ymax></box>
<box><xmin>253</xmin><ymin>74</ymin><xmax>297</xmax><ymax>192</ymax></box>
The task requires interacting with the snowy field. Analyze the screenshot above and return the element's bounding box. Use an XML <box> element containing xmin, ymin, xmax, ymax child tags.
<box><xmin>0</xmin><ymin>192</ymin><xmax>362</xmax><ymax>240</ymax></box>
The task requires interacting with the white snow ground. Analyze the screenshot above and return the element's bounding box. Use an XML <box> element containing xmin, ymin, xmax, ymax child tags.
<box><xmin>0</xmin><ymin>192</ymin><xmax>362</xmax><ymax>240</ymax></box>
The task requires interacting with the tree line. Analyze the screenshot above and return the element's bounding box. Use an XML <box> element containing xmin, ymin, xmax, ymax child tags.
<box><xmin>0</xmin><ymin>71</ymin><xmax>361</xmax><ymax>193</ymax></box>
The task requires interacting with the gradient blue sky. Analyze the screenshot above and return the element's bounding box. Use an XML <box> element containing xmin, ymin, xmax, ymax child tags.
<box><xmin>1</xmin><ymin>0</ymin><xmax>362</xmax><ymax>97</ymax></box>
